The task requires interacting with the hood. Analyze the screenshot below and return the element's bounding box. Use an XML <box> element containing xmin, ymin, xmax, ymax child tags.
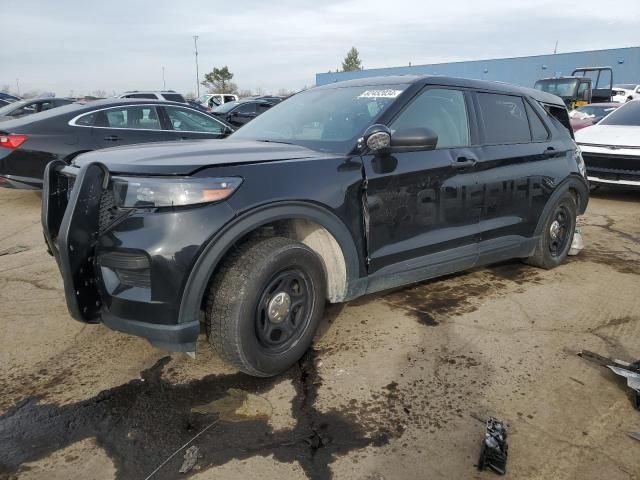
<box><xmin>72</xmin><ymin>139</ymin><xmax>329</xmax><ymax>175</ymax></box>
<box><xmin>575</xmin><ymin>125</ymin><xmax>640</xmax><ymax>148</ymax></box>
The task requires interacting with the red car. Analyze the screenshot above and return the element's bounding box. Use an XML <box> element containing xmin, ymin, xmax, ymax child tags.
<box><xmin>569</xmin><ymin>103</ymin><xmax>620</xmax><ymax>131</ymax></box>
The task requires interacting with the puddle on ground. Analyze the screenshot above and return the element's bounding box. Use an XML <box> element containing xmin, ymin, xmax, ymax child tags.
<box><xmin>0</xmin><ymin>351</ymin><xmax>389</xmax><ymax>480</ymax></box>
<box><xmin>380</xmin><ymin>261</ymin><xmax>543</xmax><ymax>324</ymax></box>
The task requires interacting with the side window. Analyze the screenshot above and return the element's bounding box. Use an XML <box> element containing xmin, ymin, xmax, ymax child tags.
<box><xmin>124</xmin><ymin>93</ymin><xmax>156</xmax><ymax>99</ymax></box>
<box><xmin>224</xmin><ymin>95</ymin><xmax>236</xmax><ymax>103</ymax></box>
<box><xmin>390</xmin><ymin>88</ymin><xmax>469</xmax><ymax>148</ymax></box>
<box><xmin>39</xmin><ymin>101</ymin><xmax>55</xmax><ymax>112</ymax></box>
<box><xmin>525</xmin><ymin>102</ymin><xmax>549</xmax><ymax>141</ymax></box>
<box><xmin>164</xmin><ymin>106</ymin><xmax>224</xmax><ymax>133</ymax></box>
<box><xmin>257</xmin><ymin>103</ymin><xmax>272</xmax><ymax>114</ymax></box>
<box><xmin>96</xmin><ymin>106</ymin><xmax>161</xmax><ymax>129</ymax></box>
<box><xmin>477</xmin><ymin>93</ymin><xmax>530</xmax><ymax>144</ymax></box>
<box><xmin>577</xmin><ymin>81</ymin><xmax>589</xmax><ymax>99</ymax></box>
<box><xmin>234</xmin><ymin>103</ymin><xmax>256</xmax><ymax>114</ymax></box>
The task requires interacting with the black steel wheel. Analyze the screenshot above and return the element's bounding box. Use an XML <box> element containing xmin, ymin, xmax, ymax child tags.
<box><xmin>255</xmin><ymin>269</ymin><xmax>314</xmax><ymax>354</ymax></box>
<box><xmin>524</xmin><ymin>191</ymin><xmax>577</xmax><ymax>270</ymax></box>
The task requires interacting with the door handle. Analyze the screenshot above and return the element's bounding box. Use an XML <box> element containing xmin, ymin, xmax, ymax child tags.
<box><xmin>103</xmin><ymin>135</ymin><xmax>121</xmax><ymax>141</ymax></box>
<box><xmin>451</xmin><ymin>157</ymin><xmax>477</xmax><ymax>169</ymax></box>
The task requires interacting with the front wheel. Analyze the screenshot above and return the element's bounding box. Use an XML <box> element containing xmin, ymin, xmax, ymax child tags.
<box><xmin>205</xmin><ymin>237</ymin><xmax>326</xmax><ymax>377</ymax></box>
<box><xmin>524</xmin><ymin>192</ymin><xmax>577</xmax><ymax>269</ymax></box>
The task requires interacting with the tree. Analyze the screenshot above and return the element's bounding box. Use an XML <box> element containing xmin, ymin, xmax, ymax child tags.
<box><xmin>237</xmin><ymin>89</ymin><xmax>254</xmax><ymax>98</ymax></box>
<box><xmin>341</xmin><ymin>47</ymin><xmax>362</xmax><ymax>72</ymax></box>
<box><xmin>201</xmin><ymin>66</ymin><xmax>238</xmax><ymax>94</ymax></box>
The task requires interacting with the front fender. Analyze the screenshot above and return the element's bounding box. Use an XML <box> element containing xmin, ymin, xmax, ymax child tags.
<box><xmin>177</xmin><ymin>201</ymin><xmax>364</xmax><ymax>325</ymax></box>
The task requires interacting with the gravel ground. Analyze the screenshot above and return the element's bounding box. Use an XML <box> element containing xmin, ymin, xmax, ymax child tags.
<box><xmin>0</xmin><ymin>186</ymin><xmax>639</xmax><ymax>480</ymax></box>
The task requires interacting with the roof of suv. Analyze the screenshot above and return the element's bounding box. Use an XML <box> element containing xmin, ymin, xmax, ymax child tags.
<box><xmin>316</xmin><ymin>75</ymin><xmax>565</xmax><ymax>107</ymax></box>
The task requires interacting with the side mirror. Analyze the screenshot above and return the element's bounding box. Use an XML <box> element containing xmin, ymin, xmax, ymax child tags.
<box><xmin>391</xmin><ymin>127</ymin><xmax>438</xmax><ymax>151</ymax></box>
<box><xmin>362</xmin><ymin>124</ymin><xmax>391</xmax><ymax>153</ymax></box>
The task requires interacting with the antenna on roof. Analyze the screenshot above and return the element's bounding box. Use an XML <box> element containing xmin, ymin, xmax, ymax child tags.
<box><xmin>553</xmin><ymin>40</ymin><xmax>558</xmax><ymax>54</ymax></box>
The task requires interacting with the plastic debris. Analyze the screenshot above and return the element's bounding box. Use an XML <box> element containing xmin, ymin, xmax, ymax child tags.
<box><xmin>579</xmin><ymin>350</ymin><xmax>640</xmax><ymax>410</ymax></box>
<box><xmin>568</xmin><ymin>229</ymin><xmax>584</xmax><ymax>256</ymax></box>
<box><xmin>627</xmin><ymin>432</ymin><xmax>640</xmax><ymax>442</ymax></box>
<box><xmin>478</xmin><ymin>417</ymin><xmax>508</xmax><ymax>475</ymax></box>
<box><xmin>179</xmin><ymin>445</ymin><xmax>200</xmax><ymax>474</ymax></box>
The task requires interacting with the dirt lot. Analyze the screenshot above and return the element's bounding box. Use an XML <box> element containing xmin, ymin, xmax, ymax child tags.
<box><xmin>0</xmin><ymin>186</ymin><xmax>639</xmax><ymax>480</ymax></box>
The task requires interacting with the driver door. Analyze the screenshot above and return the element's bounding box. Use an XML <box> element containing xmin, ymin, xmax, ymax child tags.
<box><xmin>363</xmin><ymin>87</ymin><xmax>482</xmax><ymax>283</ymax></box>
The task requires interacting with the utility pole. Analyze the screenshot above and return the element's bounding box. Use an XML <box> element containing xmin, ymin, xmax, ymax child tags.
<box><xmin>162</xmin><ymin>66</ymin><xmax>166</xmax><ymax>90</ymax></box>
<box><xmin>193</xmin><ymin>35</ymin><xmax>200</xmax><ymax>97</ymax></box>
<box><xmin>553</xmin><ymin>40</ymin><xmax>558</xmax><ymax>54</ymax></box>
<box><xmin>15</xmin><ymin>78</ymin><xmax>20</xmax><ymax>96</ymax></box>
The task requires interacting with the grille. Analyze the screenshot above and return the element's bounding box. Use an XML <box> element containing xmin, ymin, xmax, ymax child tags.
<box><xmin>98</xmin><ymin>189</ymin><xmax>123</xmax><ymax>234</ymax></box>
<box><xmin>582</xmin><ymin>153</ymin><xmax>640</xmax><ymax>173</ymax></box>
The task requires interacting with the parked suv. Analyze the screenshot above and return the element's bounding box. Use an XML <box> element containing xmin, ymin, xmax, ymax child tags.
<box><xmin>42</xmin><ymin>76</ymin><xmax>588</xmax><ymax>377</ymax></box>
<box><xmin>118</xmin><ymin>91</ymin><xmax>187</xmax><ymax>103</ymax></box>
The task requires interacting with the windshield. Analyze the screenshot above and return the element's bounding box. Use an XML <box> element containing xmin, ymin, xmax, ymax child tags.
<box><xmin>0</xmin><ymin>100</ymin><xmax>27</xmax><ymax>115</ymax></box>
<box><xmin>599</xmin><ymin>100</ymin><xmax>640</xmax><ymax>126</ymax></box>
<box><xmin>231</xmin><ymin>84</ymin><xmax>407</xmax><ymax>154</ymax></box>
<box><xmin>534</xmin><ymin>79</ymin><xmax>579</xmax><ymax>97</ymax></box>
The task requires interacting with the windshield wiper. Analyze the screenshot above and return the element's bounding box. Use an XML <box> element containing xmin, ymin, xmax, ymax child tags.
<box><xmin>255</xmin><ymin>139</ymin><xmax>294</xmax><ymax>145</ymax></box>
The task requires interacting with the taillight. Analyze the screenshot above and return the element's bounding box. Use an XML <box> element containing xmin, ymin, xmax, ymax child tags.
<box><xmin>0</xmin><ymin>134</ymin><xmax>28</xmax><ymax>149</ymax></box>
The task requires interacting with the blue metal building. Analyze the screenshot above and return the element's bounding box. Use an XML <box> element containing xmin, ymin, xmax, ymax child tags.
<box><xmin>316</xmin><ymin>46</ymin><xmax>640</xmax><ymax>88</ymax></box>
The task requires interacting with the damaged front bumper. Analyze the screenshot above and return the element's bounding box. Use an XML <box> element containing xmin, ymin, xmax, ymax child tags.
<box><xmin>42</xmin><ymin>160</ymin><xmax>233</xmax><ymax>352</ymax></box>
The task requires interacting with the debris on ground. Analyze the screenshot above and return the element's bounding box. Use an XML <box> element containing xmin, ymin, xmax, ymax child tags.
<box><xmin>478</xmin><ymin>416</ymin><xmax>508</xmax><ymax>475</ymax></box>
<box><xmin>578</xmin><ymin>350</ymin><xmax>640</xmax><ymax>410</ymax></box>
<box><xmin>179</xmin><ymin>445</ymin><xmax>200</xmax><ymax>474</ymax></box>
<box><xmin>627</xmin><ymin>432</ymin><xmax>640</xmax><ymax>442</ymax></box>
<box><xmin>0</xmin><ymin>245</ymin><xmax>29</xmax><ymax>256</ymax></box>
<box><xmin>568</xmin><ymin>229</ymin><xmax>584</xmax><ymax>256</ymax></box>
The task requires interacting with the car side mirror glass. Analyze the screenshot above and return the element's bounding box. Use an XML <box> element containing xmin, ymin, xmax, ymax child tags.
<box><xmin>391</xmin><ymin>127</ymin><xmax>438</xmax><ymax>151</ymax></box>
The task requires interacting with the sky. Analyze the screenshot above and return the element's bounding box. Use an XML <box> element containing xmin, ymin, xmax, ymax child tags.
<box><xmin>1</xmin><ymin>0</ymin><xmax>638</xmax><ymax>97</ymax></box>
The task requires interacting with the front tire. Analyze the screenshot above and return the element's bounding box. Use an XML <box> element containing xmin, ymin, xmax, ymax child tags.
<box><xmin>524</xmin><ymin>192</ymin><xmax>577</xmax><ymax>269</ymax></box>
<box><xmin>205</xmin><ymin>236</ymin><xmax>326</xmax><ymax>377</ymax></box>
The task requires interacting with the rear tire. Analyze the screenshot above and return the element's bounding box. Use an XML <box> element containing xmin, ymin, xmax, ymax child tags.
<box><xmin>205</xmin><ymin>236</ymin><xmax>326</xmax><ymax>377</ymax></box>
<box><xmin>524</xmin><ymin>192</ymin><xmax>577</xmax><ymax>269</ymax></box>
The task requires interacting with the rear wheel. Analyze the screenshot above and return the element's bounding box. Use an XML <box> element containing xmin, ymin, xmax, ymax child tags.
<box><xmin>205</xmin><ymin>236</ymin><xmax>326</xmax><ymax>377</ymax></box>
<box><xmin>524</xmin><ymin>192</ymin><xmax>577</xmax><ymax>269</ymax></box>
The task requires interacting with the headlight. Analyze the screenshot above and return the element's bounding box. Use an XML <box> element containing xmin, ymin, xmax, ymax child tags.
<box><xmin>111</xmin><ymin>176</ymin><xmax>242</xmax><ymax>208</ymax></box>
<box><xmin>573</xmin><ymin>146</ymin><xmax>587</xmax><ymax>178</ymax></box>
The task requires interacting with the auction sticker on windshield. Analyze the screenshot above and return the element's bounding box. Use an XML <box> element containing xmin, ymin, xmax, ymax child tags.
<box><xmin>358</xmin><ymin>89</ymin><xmax>403</xmax><ymax>98</ymax></box>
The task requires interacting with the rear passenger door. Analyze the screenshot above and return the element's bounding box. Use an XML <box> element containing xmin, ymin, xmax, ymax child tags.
<box><xmin>472</xmin><ymin>92</ymin><xmax>558</xmax><ymax>256</ymax></box>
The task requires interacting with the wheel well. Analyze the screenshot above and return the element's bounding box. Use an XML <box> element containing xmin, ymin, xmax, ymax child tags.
<box><xmin>210</xmin><ymin>218</ymin><xmax>348</xmax><ymax>304</ymax></box>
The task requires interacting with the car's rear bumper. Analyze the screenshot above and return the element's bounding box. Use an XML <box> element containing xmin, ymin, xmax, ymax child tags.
<box><xmin>42</xmin><ymin>160</ymin><xmax>235</xmax><ymax>352</ymax></box>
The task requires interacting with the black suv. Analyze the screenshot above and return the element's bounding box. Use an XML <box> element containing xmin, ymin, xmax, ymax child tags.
<box><xmin>42</xmin><ymin>76</ymin><xmax>588</xmax><ymax>377</ymax></box>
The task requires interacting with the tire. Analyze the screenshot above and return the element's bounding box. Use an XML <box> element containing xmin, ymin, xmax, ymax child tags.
<box><xmin>205</xmin><ymin>236</ymin><xmax>326</xmax><ymax>377</ymax></box>
<box><xmin>524</xmin><ymin>192</ymin><xmax>577</xmax><ymax>270</ymax></box>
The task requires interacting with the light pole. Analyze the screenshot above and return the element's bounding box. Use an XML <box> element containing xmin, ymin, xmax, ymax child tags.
<box><xmin>193</xmin><ymin>35</ymin><xmax>200</xmax><ymax>97</ymax></box>
<box><xmin>162</xmin><ymin>66</ymin><xmax>166</xmax><ymax>90</ymax></box>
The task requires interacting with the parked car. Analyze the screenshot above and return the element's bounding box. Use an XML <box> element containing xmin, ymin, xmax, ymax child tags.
<box><xmin>575</xmin><ymin>99</ymin><xmax>640</xmax><ymax>188</ymax></box>
<box><xmin>118</xmin><ymin>91</ymin><xmax>187</xmax><ymax>103</ymax></box>
<box><xmin>569</xmin><ymin>102</ymin><xmax>620</xmax><ymax>131</ymax></box>
<box><xmin>197</xmin><ymin>93</ymin><xmax>238</xmax><ymax>109</ymax></box>
<box><xmin>42</xmin><ymin>75</ymin><xmax>588</xmax><ymax>377</ymax></box>
<box><xmin>611</xmin><ymin>84</ymin><xmax>640</xmax><ymax>103</ymax></box>
<box><xmin>0</xmin><ymin>92</ymin><xmax>21</xmax><ymax>103</ymax></box>
<box><xmin>211</xmin><ymin>99</ymin><xmax>275</xmax><ymax>127</ymax></box>
<box><xmin>0</xmin><ymin>99</ymin><xmax>11</xmax><ymax>107</ymax></box>
<box><xmin>0</xmin><ymin>98</ymin><xmax>73</xmax><ymax>121</ymax></box>
<box><xmin>0</xmin><ymin>99</ymin><xmax>233</xmax><ymax>189</ymax></box>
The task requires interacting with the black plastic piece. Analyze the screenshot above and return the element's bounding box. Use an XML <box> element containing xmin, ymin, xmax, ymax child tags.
<box><xmin>478</xmin><ymin>417</ymin><xmax>508</xmax><ymax>475</ymax></box>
